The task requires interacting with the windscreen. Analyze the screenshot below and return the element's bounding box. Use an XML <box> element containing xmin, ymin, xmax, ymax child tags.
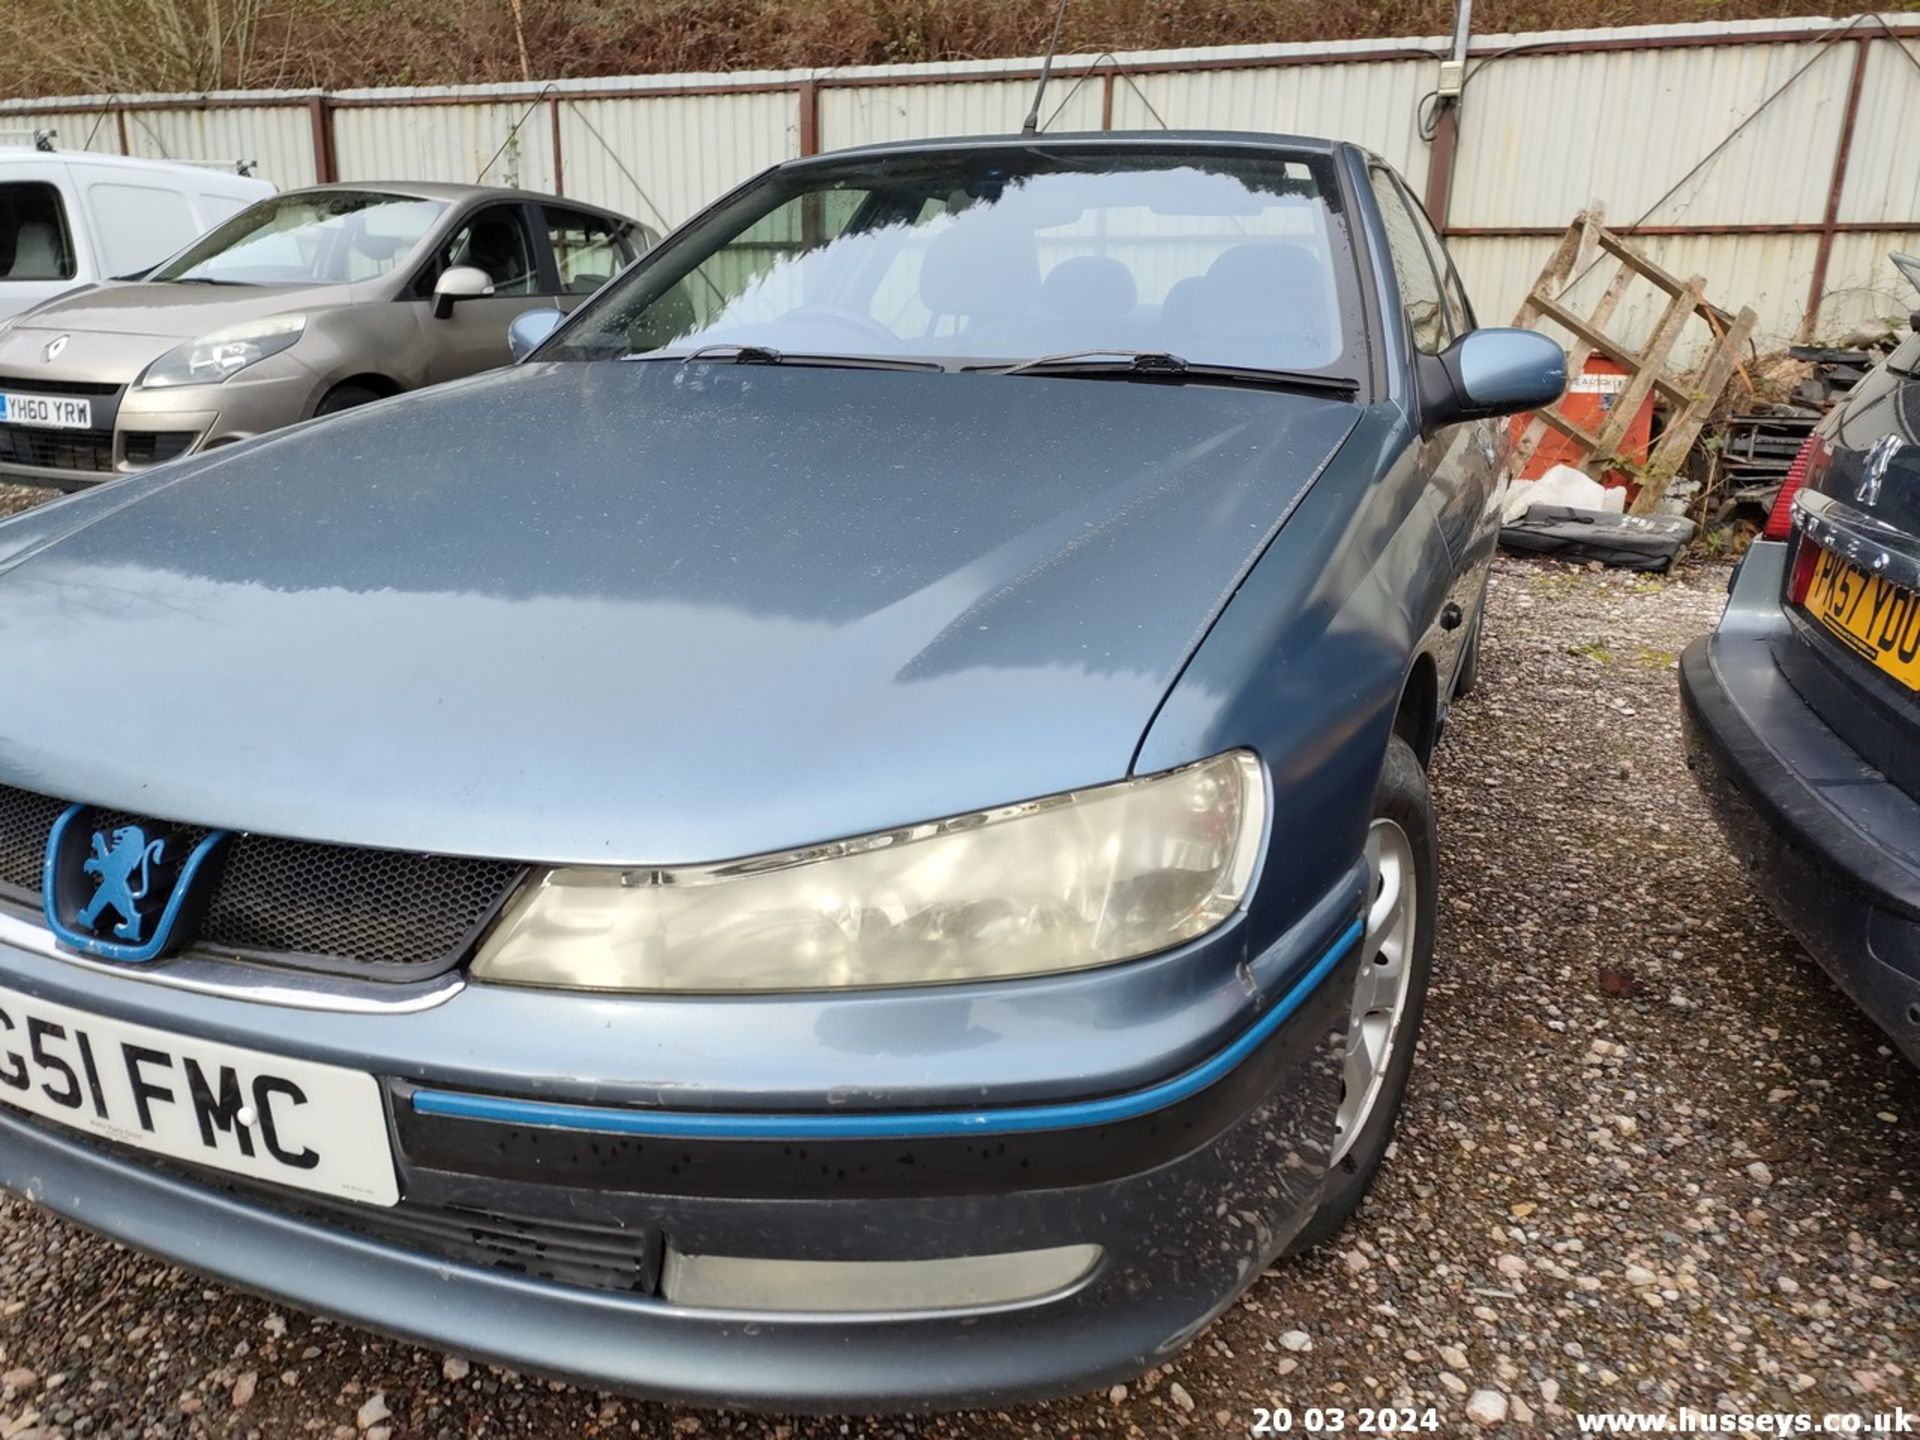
<box><xmin>545</xmin><ymin>147</ymin><xmax>1362</xmax><ymax>378</ymax></box>
<box><xmin>150</xmin><ymin>190</ymin><xmax>446</xmax><ymax>286</ymax></box>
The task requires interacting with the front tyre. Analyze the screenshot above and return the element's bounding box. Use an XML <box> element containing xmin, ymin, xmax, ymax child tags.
<box><xmin>1287</xmin><ymin>734</ymin><xmax>1437</xmax><ymax>1254</ymax></box>
<box><xmin>315</xmin><ymin>382</ymin><xmax>388</xmax><ymax>416</ymax></box>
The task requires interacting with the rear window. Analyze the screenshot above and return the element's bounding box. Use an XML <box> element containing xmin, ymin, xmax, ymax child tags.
<box><xmin>0</xmin><ymin>181</ymin><xmax>76</xmax><ymax>282</ymax></box>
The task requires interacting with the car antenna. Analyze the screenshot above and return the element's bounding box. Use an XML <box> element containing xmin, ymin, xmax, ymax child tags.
<box><xmin>1020</xmin><ymin>0</ymin><xmax>1072</xmax><ymax>135</ymax></box>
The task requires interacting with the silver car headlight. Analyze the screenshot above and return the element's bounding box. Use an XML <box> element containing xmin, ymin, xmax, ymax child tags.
<box><xmin>472</xmin><ymin>750</ymin><xmax>1265</xmax><ymax>992</ymax></box>
<box><xmin>139</xmin><ymin>314</ymin><xmax>305</xmax><ymax>388</ymax></box>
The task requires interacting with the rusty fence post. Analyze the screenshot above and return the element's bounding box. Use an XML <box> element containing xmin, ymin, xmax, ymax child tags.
<box><xmin>307</xmin><ymin>94</ymin><xmax>337</xmax><ymax>183</ymax></box>
<box><xmin>1424</xmin><ymin>101</ymin><xmax>1460</xmax><ymax>228</ymax></box>
<box><xmin>1802</xmin><ymin>35</ymin><xmax>1872</xmax><ymax>343</ymax></box>
<box><xmin>797</xmin><ymin>79</ymin><xmax>820</xmax><ymax>156</ymax></box>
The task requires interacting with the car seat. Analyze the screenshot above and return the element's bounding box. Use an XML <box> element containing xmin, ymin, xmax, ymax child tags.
<box><xmin>917</xmin><ymin>219</ymin><xmax>1040</xmax><ymax>355</ymax></box>
<box><xmin>464</xmin><ymin>218</ymin><xmax>535</xmax><ymax>294</ymax></box>
<box><xmin>6</xmin><ymin>221</ymin><xmax>62</xmax><ymax>280</ymax></box>
<box><xmin>1164</xmin><ymin>242</ymin><xmax>1336</xmax><ymax>366</ymax></box>
<box><xmin>1039</xmin><ymin>256</ymin><xmax>1137</xmax><ymax>320</ymax></box>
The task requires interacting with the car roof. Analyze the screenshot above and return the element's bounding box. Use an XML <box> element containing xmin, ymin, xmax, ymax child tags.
<box><xmin>785</xmin><ymin>129</ymin><xmax>1347</xmax><ymax>169</ymax></box>
<box><xmin>285</xmin><ymin>179</ymin><xmax>626</xmax><ymax>214</ymax></box>
<box><xmin>0</xmin><ymin>147</ymin><xmax>272</xmax><ymax>192</ymax></box>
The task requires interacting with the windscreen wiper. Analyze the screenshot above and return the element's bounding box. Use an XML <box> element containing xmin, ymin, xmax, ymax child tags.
<box><xmin>169</xmin><ymin>276</ymin><xmax>252</xmax><ymax>286</ymax></box>
<box><xmin>620</xmin><ymin>344</ymin><xmax>942</xmax><ymax>373</ymax></box>
<box><xmin>970</xmin><ymin>349</ymin><xmax>1360</xmax><ymax>397</ymax></box>
<box><xmin>992</xmin><ymin>348</ymin><xmax>1193</xmax><ymax>376</ymax></box>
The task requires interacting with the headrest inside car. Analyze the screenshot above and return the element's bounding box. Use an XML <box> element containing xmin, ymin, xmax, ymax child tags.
<box><xmin>918</xmin><ymin>220</ymin><xmax>1041</xmax><ymax>319</ymax></box>
<box><xmin>1041</xmin><ymin>257</ymin><xmax>1138</xmax><ymax>319</ymax></box>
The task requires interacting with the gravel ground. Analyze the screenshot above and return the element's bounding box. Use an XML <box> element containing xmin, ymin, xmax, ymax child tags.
<box><xmin>0</xmin><ymin>531</ymin><xmax>1914</xmax><ymax>1437</ymax></box>
<box><xmin>0</xmin><ymin>485</ymin><xmax>53</xmax><ymax>520</ymax></box>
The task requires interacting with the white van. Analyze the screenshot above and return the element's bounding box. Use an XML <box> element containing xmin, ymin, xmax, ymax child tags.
<box><xmin>0</xmin><ymin>146</ymin><xmax>275</xmax><ymax>323</ymax></box>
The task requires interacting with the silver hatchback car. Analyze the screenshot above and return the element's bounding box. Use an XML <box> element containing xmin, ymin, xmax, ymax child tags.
<box><xmin>0</xmin><ymin>182</ymin><xmax>653</xmax><ymax>488</ymax></box>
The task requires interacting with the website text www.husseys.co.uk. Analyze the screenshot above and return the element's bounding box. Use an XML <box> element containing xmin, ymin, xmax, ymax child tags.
<box><xmin>1574</xmin><ymin>1408</ymin><xmax>1913</xmax><ymax>1435</ymax></box>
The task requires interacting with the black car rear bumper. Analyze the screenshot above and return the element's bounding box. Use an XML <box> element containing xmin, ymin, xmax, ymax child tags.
<box><xmin>1679</xmin><ymin>579</ymin><xmax>1920</xmax><ymax>1063</ymax></box>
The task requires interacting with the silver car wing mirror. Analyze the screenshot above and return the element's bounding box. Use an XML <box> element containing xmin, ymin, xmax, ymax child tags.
<box><xmin>507</xmin><ymin>307</ymin><xmax>565</xmax><ymax>361</ymax></box>
<box><xmin>432</xmin><ymin>265</ymin><xmax>494</xmax><ymax>320</ymax></box>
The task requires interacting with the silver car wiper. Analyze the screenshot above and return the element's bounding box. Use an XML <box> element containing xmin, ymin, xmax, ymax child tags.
<box><xmin>970</xmin><ymin>349</ymin><xmax>1361</xmax><ymax>397</ymax></box>
<box><xmin>620</xmin><ymin>344</ymin><xmax>942</xmax><ymax>373</ymax></box>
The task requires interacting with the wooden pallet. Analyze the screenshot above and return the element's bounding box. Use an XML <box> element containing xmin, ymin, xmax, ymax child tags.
<box><xmin>1510</xmin><ymin>208</ymin><xmax>1756</xmax><ymax>515</ymax></box>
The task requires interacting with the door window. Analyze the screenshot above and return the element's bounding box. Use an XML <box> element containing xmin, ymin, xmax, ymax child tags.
<box><xmin>1390</xmin><ymin>173</ymin><xmax>1474</xmax><ymax>337</ymax></box>
<box><xmin>0</xmin><ymin>182</ymin><xmax>77</xmax><ymax>281</ymax></box>
<box><xmin>543</xmin><ymin>207</ymin><xmax>631</xmax><ymax>295</ymax></box>
<box><xmin>1367</xmin><ymin>168</ymin><xmax>1451</xmax><ymax>354</ymax></box>
<box><xmin>427</xmin><ymin>204</ymin><xmax>539</xmax><ymax>297</ymax></box>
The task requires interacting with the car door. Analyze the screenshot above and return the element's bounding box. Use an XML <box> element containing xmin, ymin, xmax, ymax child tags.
<box><xmin>541</xmin><ymin>205</ymin><xmax>640</xmax><ymax>313</ymax></box>
<box><xmin>1367</xmin><ymin>165</ymin><xmax>1500</xmax><ymax>681</ymax></box>
<box><xmin>413</xmin><ymin>201</ymin><xmax>554</xmax><ymax>383</ymax></box>
<box><xmin>0</xmin><ymin>166</ymin><xmax>88</xmax><ymax>322</ymax></box>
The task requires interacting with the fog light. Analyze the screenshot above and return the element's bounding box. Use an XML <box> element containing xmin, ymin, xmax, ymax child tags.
<box><xmin>659</xmin><ymin>1242</ymin><xmax>1102</xmax><ymax>1313</ymax></box>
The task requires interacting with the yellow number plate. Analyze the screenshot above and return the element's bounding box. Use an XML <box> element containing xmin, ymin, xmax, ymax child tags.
<box><xmin>1804</xmin><ymin>545</ymin><xmax>1920</xmax><ymax>693</ymax></box>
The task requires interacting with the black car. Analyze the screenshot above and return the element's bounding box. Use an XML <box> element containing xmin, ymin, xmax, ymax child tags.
<box><xmin>1681</xmin><ymin>268</ymin><xmax>1920</xmax><ymax>1064</ymax></box>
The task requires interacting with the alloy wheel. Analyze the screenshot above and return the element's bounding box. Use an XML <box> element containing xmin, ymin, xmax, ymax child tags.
<box><xmin>1330</xmin><ymin>816</ymin><xmax>1419</xmax><ymax>1169</ymax></box>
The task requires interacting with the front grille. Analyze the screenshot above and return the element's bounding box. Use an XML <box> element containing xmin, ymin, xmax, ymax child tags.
<box><xmin>0</xmin><ymin>426</ymin><xmax>114</xmax><ymax>472</ymax></box>
<box><xmin>0</xmin><ymin>376</ymin><xmax>122</xmax><ymax>397</ymax></box>
<box><xmin>0</xmin><ymin>784</ymin><xmax>522</xmax><ymax>978</ymax></box>
<box><xmin>201</xmin><ymin>837</ymin><xmax>521</xmax><ymax>973</ymax></box>
<box><xmin>0</xmin><ymin>787</ymin><xmax>64</xmax><ymax>902</ymax></box>
<box><xmin>123</xmin><ymin>431</ymin><xmax>196</xmax><ymax>467</ymax></box>
<box><xmin>281</xmin><ymin>1189</ymin><xmax>662</xmax><ymax>1294</ymax></box>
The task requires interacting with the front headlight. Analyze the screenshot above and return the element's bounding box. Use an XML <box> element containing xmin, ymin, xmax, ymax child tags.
<box><xmin>139</xmin><ymin>314</ymin><xmax>305</xmax><ymax>388</ymax></box>
<box><xmin>473</xmin><ymin>750</ymin><xmax>1265</xmax><ymax>992</ymax></box>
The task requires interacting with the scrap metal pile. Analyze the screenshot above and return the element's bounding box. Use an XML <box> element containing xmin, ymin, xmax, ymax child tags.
<box><xmin>1693</xmin><ymin>341</ymin><xmax>1895</xmax><ymax>542</ymax></box>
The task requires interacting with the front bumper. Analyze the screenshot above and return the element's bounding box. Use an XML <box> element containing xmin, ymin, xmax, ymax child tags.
<box><xmin>0</xmin><ymin>367</ymin><xmax>314</xmax><ymax>489</ymax></box>
<box><xmin>0</xmin><ymin>875</ymin><xmax>1361</xmax><ymax>1409</ymax></box>
<box><xmin>1678</xmin><ymin>544</ymin><xmax>1920</xmax><ymax>1064</ymax></box>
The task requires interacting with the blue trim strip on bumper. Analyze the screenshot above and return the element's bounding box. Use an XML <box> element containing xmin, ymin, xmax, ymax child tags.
<box><xmin>411</xmin><ymin>915</ymin><xmax>1363</xmax><ymax>1141</ymax></box>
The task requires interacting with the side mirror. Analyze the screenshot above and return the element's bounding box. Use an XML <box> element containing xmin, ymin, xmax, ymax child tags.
<box><xmin>431</xmin><ymin>264</ymin><xmax>494</xmax><ymax>320</ymax></box>
<box><xmin>507</xmin><ymin>306</ymin><xmax>564</xmax><ymax>361</ymax></box>
<box><xmin>1417</xmin><ymin>328</ymin><xmax>1567</xmax><ymax>434</ymax></box>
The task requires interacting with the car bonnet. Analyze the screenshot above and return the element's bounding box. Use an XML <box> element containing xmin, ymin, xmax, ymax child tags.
<box><xmin>0</xmin><ymin>360</ymin><xmax>1360</xmax><ymax>865</ymax></box>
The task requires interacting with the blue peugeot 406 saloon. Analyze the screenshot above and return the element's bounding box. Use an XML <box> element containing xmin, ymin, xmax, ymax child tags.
<box><xmin>0</xmin><ymin>133</ymin><xmax>1563</xmax><ymax>1409</ymax></box>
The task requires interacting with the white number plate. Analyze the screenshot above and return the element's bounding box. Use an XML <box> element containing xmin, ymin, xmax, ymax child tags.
<box><xmin>0</xmin><ymin>393</ymin><xmax>93</xmax><ymax>430</ymax></box>
<box><xmin>0</xmin><ymin>983</ymin><xmax>398</xmax><ymax>1206</ymax></box>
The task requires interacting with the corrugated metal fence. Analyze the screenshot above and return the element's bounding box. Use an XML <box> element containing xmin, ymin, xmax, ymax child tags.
<box><xmin>6</xmin><ymin>13</ymin><xmax>1918</xmax><ymax>357</ymax></box>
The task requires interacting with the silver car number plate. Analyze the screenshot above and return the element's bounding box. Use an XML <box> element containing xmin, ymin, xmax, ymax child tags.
<box><xmin>0</xmin><ymin>982</ymin><xmax>398</xmax><ymax>1205</ymax></box>
<box><xmin>0</xmin><ymin>393</ymin><xmax>92</xmax><ymax>430</ymax></box>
